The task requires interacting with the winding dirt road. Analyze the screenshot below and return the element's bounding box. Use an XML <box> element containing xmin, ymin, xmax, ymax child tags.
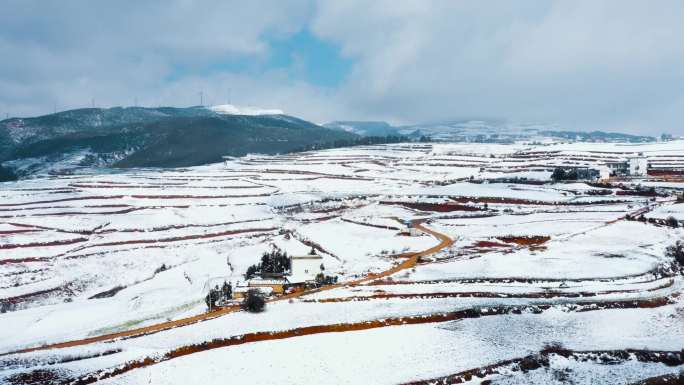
<box><xmin>5</xmin><ymin>222</ymin><xmax>453</xmax><ymax>356</ymax></box>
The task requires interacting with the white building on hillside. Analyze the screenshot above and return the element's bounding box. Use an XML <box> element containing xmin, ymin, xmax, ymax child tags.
<box><xmin>628</xmin><ymin>155</ymin><xmax>648</xmax><ymax>176</ymax></box>
<box><xmin>605</xmin><ymin>154</ymin><xmax>649</xmax><ymax>177</ymax></box>
<box><xmin>290</xmin><ymin>253</ymin><xmax>324</xmax><ymax>284</ymax></box>
<box><xmin>597</xmin><ymin>166</ymin><xmax>611</xmax><ymax>180</ymax></box>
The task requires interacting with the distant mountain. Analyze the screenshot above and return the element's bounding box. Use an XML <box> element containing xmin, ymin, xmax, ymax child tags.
<box><xmin>1</xmin><ymin>109</ymin><xmax>658</xmax><ymax>182</ymax></box>
<box><xmin>539</xmin><ymin>130</ymin><xmax>655</xmax><ymax>143</ymax></box>
<box><xmin>323</xmin><ymin>119</ymin><xmax>657</xmax><ymax>144</ymax></box>
<box><xmin>0</xmin><ymin>106</ymin><xmax>358</xmax><ymax>179</ymax></box>
<box><xmin>323</xmin><ymin>121</ymin><xmax>401</xmax><ymax>137</ymax></box>
<box><xmin>395</xmin><ymin>120</ymin><xmax>656</xmax><ymax>144</ymax></box>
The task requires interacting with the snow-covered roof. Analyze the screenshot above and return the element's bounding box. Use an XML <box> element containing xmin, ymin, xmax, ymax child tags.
<box><xmin>247</xmin><ymin>278</ymin><xmax>289</xmax><ymax>286</ymax></box>
<box><xmin>234</xmin><ymin>286</ymin><xmax>273</xmax><ymax>295</ymax></box>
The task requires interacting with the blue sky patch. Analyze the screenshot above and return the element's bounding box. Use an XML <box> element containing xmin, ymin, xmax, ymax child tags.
<box><xmin>165</xmin><ymin>29</ymin><xmax>352</xmax><ymax>88</ymax></box>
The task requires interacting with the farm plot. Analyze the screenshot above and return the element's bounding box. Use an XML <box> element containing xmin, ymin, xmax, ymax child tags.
<box><xmin>1</xmin><ymin>141</ymin><xmax>684</xmax><ymax>385</ymax></box>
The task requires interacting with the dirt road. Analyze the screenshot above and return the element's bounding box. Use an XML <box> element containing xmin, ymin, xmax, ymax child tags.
<box><xmin>6</xmin><ymin>222</ymin><xmax>453</xmax><ymax>355</ymax></box>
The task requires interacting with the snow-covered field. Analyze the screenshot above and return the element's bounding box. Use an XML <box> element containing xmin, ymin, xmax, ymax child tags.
<box><xmin>1</xmin><ymin>141</ymin><xmax>683</xmax><ymax>384</ymax></box>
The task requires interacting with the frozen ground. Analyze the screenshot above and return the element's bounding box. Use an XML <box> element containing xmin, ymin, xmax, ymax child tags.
<box><xmin>1</xmin><ymin>141</ymin><xmax>683</xmax><ymax>384</ymax></box>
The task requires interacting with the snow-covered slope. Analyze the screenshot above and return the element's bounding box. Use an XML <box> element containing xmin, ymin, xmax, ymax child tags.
<box><xmin>1</xmin><ymin>142</ymin><xmax>683</xmax><ymax>385</ymax></box>
<box><xmin>208</xmin><ymin>104</ymin><xmax>284</xmax><ymax>116</ymax></box>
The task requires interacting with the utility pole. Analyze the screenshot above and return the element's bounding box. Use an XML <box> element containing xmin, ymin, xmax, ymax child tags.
<box><xmin>228</xmin><ymin>88</ymin><xmax>232</xmax><ymax>105</ymax></box>
<box><xmin>91</xmin><ymin>97</ymin><xmax>95</xmax><ymax>108</ymax></box>
<box><xmin>54</xmin><ymin>102</ymin><xmax>57</xmax><ymax>114</ymax></box>
<box><xmin>134</xmin><ymin>97</ymin><xmax>138</xmax><ymax>107</ymax></box>
<box><xmin>199</xmin><ymin>90</ymin><xmax>203</xmax><ymax>107</ymax></box>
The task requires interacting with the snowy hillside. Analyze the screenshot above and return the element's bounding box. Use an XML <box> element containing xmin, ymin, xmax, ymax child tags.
<box><xmin>208</xmin><ymin>104</ymin><xmax>284</xmax><ymax>116</ymax></box>
<box><xmin>1</xmin><ymin>141</ymin><xmax>683</xmax><ymax>384</ymax></box>
<box><xmin>0</xmin><ymin>106</ymin><xmax>356</xmax><ymax>180</ymax></box>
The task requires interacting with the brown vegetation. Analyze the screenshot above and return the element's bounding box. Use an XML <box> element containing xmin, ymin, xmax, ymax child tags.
<box><xmin>496</xmin><ymin>235</ymin><xmax>550</xmax><ymax>246</ymax></box>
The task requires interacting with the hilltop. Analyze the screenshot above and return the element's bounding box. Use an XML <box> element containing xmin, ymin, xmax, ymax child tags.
<box><xmin>0</xmin><ymin>106</ymin><xmax>358</xmax><ymax>180</ymax></box>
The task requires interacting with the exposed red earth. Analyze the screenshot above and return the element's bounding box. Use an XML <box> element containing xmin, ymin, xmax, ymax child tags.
<box><xmin>63</xmin><ymin>297</ymin><xmax>675</xmax><ymax>384</ymax></box>
<box><xmin>3</xmin><ymin>148</ymin><xmax>683</xmax><ymax>384</ymax></box>
<box><xmin>381</xmin><ymin>201</ymin><xmax>483</xmax><ymax>212</ymax></box>
<box><xmin>3</xmin><ymin>223</ymin><xmax>452</xmax><ymax>356</ymax></box>
<box><xmin>402</xmin><ymin>349</ymin><xmax>684</xmax><ymax>385</ymax></box>
<box><xmin>303</xmin><ymin>279</ymin><xmax>675</xmax><ymax>303</ymax></box>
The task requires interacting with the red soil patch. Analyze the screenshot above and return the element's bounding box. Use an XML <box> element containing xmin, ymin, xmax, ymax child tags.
<box><xmin>0</xmin><ymin>229</ymin><xmax>38</xmax><ymax>235</ymax></box>
<box><xmin>648</xmin><ymin>169</ymin><xmax>684</xmax><ymax>176</ymax></box>
<box><xmin>128</xmin><ymin>193</ymin><xmax>271</xmax><ymax>199</ymax></box>
<box><xmin>381</xmin><ymin>201</ymin><xmax>482</xmax><ymax>212</ymax></box>
<box><xmin>0</xmin><ymin>285</ymin><xmax>70</xmax><ymax>307</ymax></box>
<box><xmin>296</xmin><ymin>215</ymin><xmax>340</xmax><ymax>223</ymax></box>
<box><xmin>404</xmin><ymin>349</ymin><xmax>684</xmax><ymax>385</ymax></box>
<box><xmin>82</xmin><ymin>227</ymin><xmax>278</xmax><ymax>249</ymax></box>
<box><xmin>341</xmin><ymin>218</ymin><xmax>400</xmax><ymax>231</ymax></box>
<box><xmin>496</xmin><ymin>235</ymin><xmax>550</xmax><ymax>246</ymax></box>
<box><xmin>0</xmin><ymin>207</ymin><xmax>144</xmax><ymax>219</ymax></box>
<box><xmin>306</xmin><ymin>279</ymin><xmax>674</xmax><ymax>302</ymax></box>
<box><xmin>68</xmin><ymin>183</ymin><xmax>261</xmax><ymax>189</ymax></box>
<box><xmin>472</xmin><ymin>240</ymin><xmax>511</xmax><ymax>248</ymax></box>
<box><xmin>616</xmin><ymin>190</ymin><xmax>660</xmax><ymax>197</ymax></box>
<box><xmin>451</xmin><ymin>196</ymin><xmax>628</xmax><ymax>206</ymax></box>
<box><xmin>0</xmin><ymin>257</ymin><xmax>51</xmax><ymax>265</ymax></box>
<box><xmin>96</xmin><ymin>218</ymin><xmax>268</xmax><ymax>234</ymax></box>
<box><xmin>68</xmin><ymin>298</ymin><xmax>673</xmax><ymax>384</ymax></box>
<box><xmin>0</xmin><ymin>196</ymin><xmax>124</xmax><ymax>207</ymax></box>
<box><xmin>0</xmin><ymin>237</ymin><xmax>88</xmax><ymax>250</ymax></box>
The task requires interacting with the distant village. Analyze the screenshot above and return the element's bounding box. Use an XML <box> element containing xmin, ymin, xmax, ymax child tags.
<box><xmin>551</xmin><ymin>153</ymin><xmax>650</xmax><ymax>182</ymax></box>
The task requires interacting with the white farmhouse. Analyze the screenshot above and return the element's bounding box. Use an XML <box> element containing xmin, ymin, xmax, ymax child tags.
<box><xmin>628</xmin><ymin>155</ymin><xmax>648</xmax><ymax>177</ymax></box>
<box><xmin>606</xmin><ymin>154</ymin><xmax>649</xmax><ymax>177</ymax></box>
<box><xmin>289</xmin><ymin>253</ymin><xmax>324</xmax><ymax>284</ymax></box>
<box><xmin>597</xmin><ymin>166</ymin><xmax>611</xmax><ymax>180</ymax></box>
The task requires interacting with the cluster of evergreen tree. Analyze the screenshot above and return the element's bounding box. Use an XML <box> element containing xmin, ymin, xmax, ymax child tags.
<box><xmin>241</xmin><ymin>289</ymin><xmax>266</xmax><ymax>313</ymax></box>
<box><xmin>315</xmin><ymin>273</ymin><xmax>338</xmax><ymax>286</ymax></box>
<box><xmin>666</xmin><ymin>216</ymin><xmax>680</xmax><ymax>228</ymax></box>
<box><xmin>666</xmin><ymin>240</ymin><xmax>684</xmax><ymax>269</ymax></box>
<box><xmin>205</xmin><ymin>281</ymin><xmax>232</xmax><ymax>310</ymax></box>
<box><xmin>551</xmin><ymin>167</ymin><xmax>579</xmax><ymax>181</ymax></box>
<box><xmin>245</xmin><ymin>248</ymin><xmax>291</xmax><ymax>279</ymax></box>
<box><xmin>290</xmin><ymin>135</ymin><xmax>409</xmax><ymax>153</ymax></box>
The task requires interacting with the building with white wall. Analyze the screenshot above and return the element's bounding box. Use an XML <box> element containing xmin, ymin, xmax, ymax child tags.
<box><xmin>605</xmin><ymin>154</ymin><xmax>649</xmax><ymax>177</ymax></box>
<box><xmin>628</xmin><ymin>155</ymin><xmax>648</xmax><ymax>176</ymax></box>
<box><xmin>289</xmin><ymin>254</ymin><xmax>323</xmax><ymax>283</ymax></box>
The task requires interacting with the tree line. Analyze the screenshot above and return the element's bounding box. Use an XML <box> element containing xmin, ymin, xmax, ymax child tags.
<box><xmin>289</xmin><ymin>135</ymin><xmax>410</xmax><ymax>153</ymax></box>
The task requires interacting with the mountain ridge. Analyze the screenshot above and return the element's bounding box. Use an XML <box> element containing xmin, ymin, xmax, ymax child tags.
<box><xmin>0</xmin><ymin>106</ymin><xmax>358</xmax><ymax>180</ymax></box>
<box><xmin>324</xmin><ymin>119</ymin><xmax>656</xmax><ymax>143</ymax></box>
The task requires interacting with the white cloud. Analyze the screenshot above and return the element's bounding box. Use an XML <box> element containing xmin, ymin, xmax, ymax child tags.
<box><xmin>311</xmin><ymin>0</ymin><xmax>684</xmax><ymax>134</ymax></box>
<box><xmin>1</xmin><ymin>0</ymin><xmax>683</xmax><ymax>135</ymax></box>
<box><xmin>0</xmin><ymin>0</ymin><xmax>313</xmax><ymax>116</ymax></box>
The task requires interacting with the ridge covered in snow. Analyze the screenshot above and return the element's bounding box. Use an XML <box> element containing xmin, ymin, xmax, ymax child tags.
<box><xmin>208</xmin><ymin>104</ymin><xmax>284</xmax><ymax>116</ymax></box>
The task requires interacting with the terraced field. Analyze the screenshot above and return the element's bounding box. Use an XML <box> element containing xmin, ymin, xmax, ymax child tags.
<box><xmin>1</xmin><ymin>142</ymin><xmax>683</xmax><ymax>384</ymax></box>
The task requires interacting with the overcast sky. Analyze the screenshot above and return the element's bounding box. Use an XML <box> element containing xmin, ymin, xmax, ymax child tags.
<box><xmin>1</xmin><ymin>0</ymin><xmax>683</xmax><ymax>134</ymax></box>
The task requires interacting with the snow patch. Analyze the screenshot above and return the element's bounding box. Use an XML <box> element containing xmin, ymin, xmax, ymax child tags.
<box><xmin>208</xmin><ymin>104</ymin><xmax>284</xmax><ymax>116</ymax></box>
